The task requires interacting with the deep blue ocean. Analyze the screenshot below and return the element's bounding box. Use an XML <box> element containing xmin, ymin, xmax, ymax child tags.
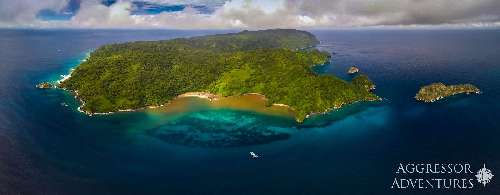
<box><xmin>0</xmin><ymin>29</ymin><xmax>499</xmax><ymax>194</ymax></box>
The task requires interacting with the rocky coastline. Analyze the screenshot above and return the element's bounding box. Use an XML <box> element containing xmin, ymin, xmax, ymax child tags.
<box><xmin>415</xmin><ymin>83</ymin><xmax>481</xmax><ymax>103</ymax></box>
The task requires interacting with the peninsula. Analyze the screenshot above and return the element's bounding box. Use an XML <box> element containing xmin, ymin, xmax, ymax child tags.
<box><xmin>352</xmin><ymin>74</ymin><xmax>376</xmax><ymax>91</ymax></box>
<box><xmin>415</xmin><ymin>82</ymin><xmax>480</xmax><ymax>103</ymax></box>
<box><xmin>58</xmin><ymin>29</ymin><xmax>379</xmax><ymax>122</ymax></box>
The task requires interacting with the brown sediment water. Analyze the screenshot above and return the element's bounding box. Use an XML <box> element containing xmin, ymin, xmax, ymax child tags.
<box><xmin>148</xmin><ymin>94</ymin><xmax>295</xmax><ymax>118</ymax></box>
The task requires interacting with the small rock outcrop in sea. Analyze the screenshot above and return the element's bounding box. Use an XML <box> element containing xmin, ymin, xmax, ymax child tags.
<box><xmin>415</xmin><ymin>82</ymin><xmax>481</xmax><ymax>103</ymax></box>
<box><xmin>36</xmin><ymin>82</ymin><xmax>53</xmax><ymax>89</ymax></box>
<box><xmin>348</xmin><ymin>66</ymin><xmax>359</xmax><ymax>74</ymax></box>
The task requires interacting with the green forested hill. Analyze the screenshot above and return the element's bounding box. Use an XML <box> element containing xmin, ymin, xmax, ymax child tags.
<box><xmin>59</xmin><ymin>29</ymin><xmax>378</xmax><ymax>122</ymax></box>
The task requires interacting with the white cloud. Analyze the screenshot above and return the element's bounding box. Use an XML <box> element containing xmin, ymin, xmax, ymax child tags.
<box><xmin>1</xmin><ymin>0</ymin><xmax>500</xmax><ymax>28</ymax></box>
<box><xmin>0</xmin><ymin>0</ymin><xmax>68</xmax><ymax>27</ymax></box>
<box><xmin>70</xmin><ymin>1</ymin><xmax>135</xmax><ymax>28</ymax></box>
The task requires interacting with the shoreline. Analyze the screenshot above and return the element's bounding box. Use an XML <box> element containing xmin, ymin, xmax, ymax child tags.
<box><xmin>415</xmin><ymin>90</ymin><xmax>481</xmax><ymax>103</ymax></box>
<box><xmin>55</xmin><ymin>50</ymin><xmax>91</xmax><ymax>85</ymax></box>
<box><xmin>65</xmin><ymin>89</ymin><xmax>381</xmax><ymax>122</ymax></box>
<box><xmin>177</xmin><ymin>92</ymin><xmax>220</xmax><ymax>101</ymax></box>
<box><xmin>69</xmin><ymin>91</ymin><xmax>290</xmax><ymax>116</ymax></box>
<box><xmin>303</xmin><ymin>97</ymin><xmax>382</xmax><ymax>120</ymax></box>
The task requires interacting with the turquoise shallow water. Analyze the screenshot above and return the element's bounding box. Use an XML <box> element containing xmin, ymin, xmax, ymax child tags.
<box><xmin>1</xmin><ymin>29</ymin><xmax>499</xmax><ymax>194</ymax></box>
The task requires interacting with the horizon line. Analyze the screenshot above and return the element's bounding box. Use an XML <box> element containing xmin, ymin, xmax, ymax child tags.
<box><xmin>2</xmin><ymin>26</ymin><xmax>500</xmax><ymax>31</ymax></box>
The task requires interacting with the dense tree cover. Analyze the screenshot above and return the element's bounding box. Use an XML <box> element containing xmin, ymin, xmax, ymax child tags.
<box><xmin>60</xmin><ymin>29</ymin><xmax>378</xmax><ymax>122</ymax></box>
<box><xmin>415</xmin><ymin>83</ymin><xmax>480</xmax><ymax>103</ymax></box>
<box><xmin>352</xmin><ymin>74</ymin><xmax>376</xmax><ymax>91</ymax></box>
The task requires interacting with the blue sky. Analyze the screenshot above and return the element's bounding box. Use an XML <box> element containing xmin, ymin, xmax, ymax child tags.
<box><xmin>1</xmin><ymin>0</ymin><xmax>500</xmax><ymax>29</ymax></box>
<box><xmin>36</xmin><ymin>0</ymin><xmax>219</xmax><ymax>19</ymax></box>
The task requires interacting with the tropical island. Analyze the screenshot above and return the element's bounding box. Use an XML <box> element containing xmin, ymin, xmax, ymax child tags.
<box><xmin>57</xmin><ymin>29</ymin><xmax>379</xmax><ymax>122</ymax></box>
<box><xmin>415</xmin><ymin>82</ymin><xmax>480</xmax><ymax>103</ymax></box>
